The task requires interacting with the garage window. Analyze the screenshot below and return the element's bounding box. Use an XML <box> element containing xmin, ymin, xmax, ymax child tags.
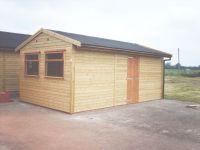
<box><xmin>45</xmin><ymin>52</ymin><xmax>64</xmax><ymax>77</ymax></box>
<box><xmin>25</xmin><ymin>53</ymin><xmax>39</xmax><ymax>76</ymax></box>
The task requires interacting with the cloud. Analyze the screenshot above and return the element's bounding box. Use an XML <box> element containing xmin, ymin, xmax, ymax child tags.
<box><xmin>0</xmin><ymin>0</ymin><xmax>199</xmax><ymax>66</ymax></box>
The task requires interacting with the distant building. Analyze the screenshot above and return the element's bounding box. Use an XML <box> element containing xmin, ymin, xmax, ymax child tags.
<box><xmin>0</xmin><ymin>31</ymin><xmax>30</xmax><ymax>93</ymax></box>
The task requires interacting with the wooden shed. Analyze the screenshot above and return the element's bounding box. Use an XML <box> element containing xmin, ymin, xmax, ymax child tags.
<box><xmin>0</xmin><ymin>31</ymin><xmax>30</xmax><ymax>93</ymax></box>
<box><xmin>16</xmin><ymin>28</ymin><xmax>172</xmax><ymax>113</ymax></box>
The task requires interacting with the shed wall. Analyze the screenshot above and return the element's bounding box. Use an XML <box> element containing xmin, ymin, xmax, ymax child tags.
<box><xmin>114</xmin><ymin>55</ymin><xmax>128</xmax><ymax>105</ymax></box>
<box><xmin>139</xmin><ymin>56</ymin><xmax>163</xmax><ymax>101</ymax></box>
<box><xmin>0</xmin><ymin>52</ymin><xmax>3</xmax><ymax>91</ymax></box>
<box><xmin>73</xmin><ymin>49</ymin><xmax>163</xmax><ymax>112</ymax></box>
<box><xmin>20</xmin><ymin>33</ymin><xmax>72</xmax><ymax>112</ymax></box>
<box><xmin>73</xmin><ymin>49</ymin><xmax>127</xmax><ymax>112</ymax></box>
<box><xmin>0</xmin><ymin>51</ymin><xmax>19</xmax><ymax>92</ymax></box>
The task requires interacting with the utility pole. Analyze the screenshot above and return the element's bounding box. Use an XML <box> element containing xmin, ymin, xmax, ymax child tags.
<box><xmin>178</xmin><ymin>48</ymin><xmax>180</xmax><ymax>71</ymax></box>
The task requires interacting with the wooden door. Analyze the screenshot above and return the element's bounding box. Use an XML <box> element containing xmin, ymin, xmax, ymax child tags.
<box><xmin>127</xmin><ymin>57</ymin><xmax>139</xmax><ymax>103</ymax></box>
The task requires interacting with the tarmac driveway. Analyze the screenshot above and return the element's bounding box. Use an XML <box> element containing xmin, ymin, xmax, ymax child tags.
<box><xmin>0</xmin><ymin>99</ymin><xmax>200</xmax><ymax>150</ymax></box>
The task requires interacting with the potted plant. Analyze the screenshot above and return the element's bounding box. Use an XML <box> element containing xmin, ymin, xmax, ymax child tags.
<box><xmin>0</xmin><ymin>79</ymin><xmax>11</xmax><ymax>103</ymax></box>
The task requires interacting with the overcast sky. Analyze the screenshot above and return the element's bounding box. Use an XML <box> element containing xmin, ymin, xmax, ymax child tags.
<box><xmin>0</xmin><ymin>0</ymin><xmax>199</xmax><ymax>66</ymax></box>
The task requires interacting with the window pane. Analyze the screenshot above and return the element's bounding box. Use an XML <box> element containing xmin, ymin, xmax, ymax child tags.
<box><xmin>46</xmin><ymin>62</ymin><xmax>63</xmax><ymax>77</ymax></box>
<box><xmin>26</xmin><ymin>61</ymin><xmax>39</xmax><ymax>75</ymax></box>
<box><xmin>46</xmin><ymin>53</ymin><xmax>63</xmax><ymax>59</ymax></box>
<box><xmin>26</xmin><ymin>55</ymin><xmax>38</xmax><ymax>60</ymax></box>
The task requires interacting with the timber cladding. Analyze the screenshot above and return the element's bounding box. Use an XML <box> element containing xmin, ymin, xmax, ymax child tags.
<box><xmin>17</xmin><ymin>29</ymin><xmax>168</xmax><ymax>113</ymax></box>
<box><xmin>73</xmin><ymin>48</ymin><xmax>128</xmax><ymax>112</ymax></box>
<box><xmin>139</xmin><ymin>57</ymin><xmax>163</xmax><ymax>102</ymax></box>
<box><xmin>0</xmin><ymin>51</ymin><xmax>19</xmax><ymax>92</ymax></box>
<box><xmin>0</xmin><ymin>52</ymin><xmax>3</xmax><ymax>91</ymax></box>
<box><xmin>0</xmin><ymin>31</ymin><xmax>30</xmax><ymax>93</ymax></box>
<box><xmin>19</xmin><ymin>32</ymin><xmax>72</xmax><ymax>112</ymax></box>
<box><xmin>73</xmin><ymin>48</ymin><xmax>163</xmax><ymax>112</ymax></box>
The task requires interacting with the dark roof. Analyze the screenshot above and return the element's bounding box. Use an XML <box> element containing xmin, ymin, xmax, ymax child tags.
<box><xmin>0</xmin><ymin>31</ymin><xmax>30</xmax><ymax>51</ymax></box>
<box><xmin>51</xmin><ymin>30</ymin><xmax>171</xmax><ymax>57</ymax></box>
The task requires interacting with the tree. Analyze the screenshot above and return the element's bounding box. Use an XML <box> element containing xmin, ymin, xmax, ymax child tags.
<box><xmin>175</xmin><ymin>63</ymin><xmax>181</xmax><ymax>70</ymax></box>
<box><xmin>165</xmin><ymin>62</ymin><xmax>172</xmax><ymax>69</ymax></box>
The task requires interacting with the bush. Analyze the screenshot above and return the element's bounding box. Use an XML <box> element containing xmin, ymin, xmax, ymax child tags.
<box><xmin>181</xmin><ymin>72</ymin><xmax>200</xmax><ymax>77</ymax></box>
<box><xmin>165</xmin><ymin>69</ymin><xmax>200</xmax><ymax>77</ymax></box>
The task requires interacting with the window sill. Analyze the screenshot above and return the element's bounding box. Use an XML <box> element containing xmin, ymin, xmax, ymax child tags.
<box><xmin>44</xmin><ymin>76</ymin><xmax>64</xmax><ymax>80</ymax></box>
<box><xmin>24</xmin><ymin>75</ymin><xmax>39</xmax><ymax>78</ymax></box>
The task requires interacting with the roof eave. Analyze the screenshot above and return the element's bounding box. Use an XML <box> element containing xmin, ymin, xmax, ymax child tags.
<box><xmin>81</xmin><ymin>44</ymin><xmax>172</xmax><ymax>58</ymax></box>
<box><xmin>0</xmin><ymin>47</ymin><xmax>15</xmax><ymax>52</ymax></box>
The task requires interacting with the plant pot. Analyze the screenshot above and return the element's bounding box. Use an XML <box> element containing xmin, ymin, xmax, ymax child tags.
<box><xmin>0</xmin><ymin>91</ymin><xmax>12</xmax><ymax>103</ymax></box>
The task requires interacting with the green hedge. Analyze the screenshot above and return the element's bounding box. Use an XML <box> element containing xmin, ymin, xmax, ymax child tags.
<box><xmin>165</xmin><ymin>69</ymin><xmax>200</xmax><ymax>77</ymax></box>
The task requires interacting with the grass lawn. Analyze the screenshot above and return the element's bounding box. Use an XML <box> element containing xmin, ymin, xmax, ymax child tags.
<box><xmin>165</xmin><ymin>75</ymin><xmax>200</xmax><ymax>104</ymax></box>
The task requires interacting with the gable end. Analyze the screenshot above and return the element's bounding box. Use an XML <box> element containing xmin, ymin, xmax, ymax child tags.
<box><xmin>15</xmin><ymin>29</ymin><xmax>81</xmax><ymax>51</ymax></box>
